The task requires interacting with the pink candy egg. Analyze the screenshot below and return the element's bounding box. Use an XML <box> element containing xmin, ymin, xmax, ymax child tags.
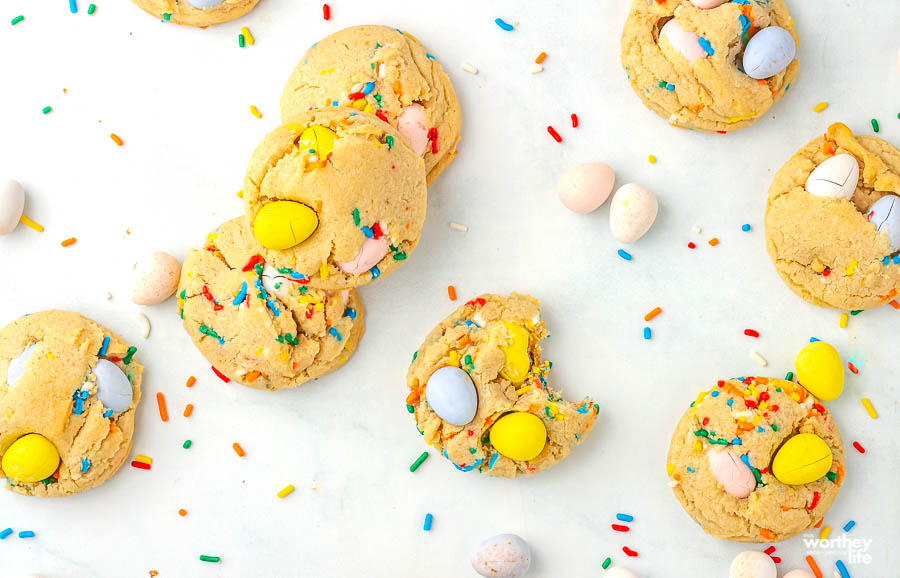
<box><xmin>783</xmin><ymin>571</ymin><xmax>816</xmax><ymax>578</ymax></box>
<box><xmin>660</xmin><ymin>20</ymin><xmax>708</xmax><ymax>63</ymax></box>
<box><xmin>336</xmin><ymin>237</ymin><xmax>389</xmax><ymax>274</ymax></box>
<box><xmin>707</xmin><ymin>448</ymin><xmax>757</xmax><ymax>498</ymax></box>
<box><xmin>131</xmin><ymin>251</ymin><xmax>181</xmax><ymax>306</ymax></box>
<box><xmin>557</xmin><ymin>163</ymin><xmax>615</xmax><ymax>214</ymax></box>
<box><xmin>397</xmin><ymin>104</ymin><xmax>429</xmax><ymax>156</ymax></box>
<box><xmin>729</xmin><ymin>551</ymin><xmax>776</xmax><ymax>578</ymax></box>
<box><xmin>689</xmin><ymin>0</ymin><xmax>730</xmax><ymax>8</ymax></box>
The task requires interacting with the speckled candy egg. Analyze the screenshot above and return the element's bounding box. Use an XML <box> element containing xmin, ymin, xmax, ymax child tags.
<box><xmin>795</xmin><ymin>341</ymin><xmax>844</xmax><ymax>401</ymax></box>
<box><xmin>729</xmin><ymin>550</ymin><xmax>776</xmax><ymax>578</ymax></box>
<box><xmin>0</xmin><ymin>179</ymin><xmax>25</xmax><ymax>235</ymax></box>
<box><xmin>742</xmin><ymin>26</ymin><xmax>796</xmax><ymax>80</ymax></box>
<box><xmin>6</xmin><ymin>343</ymin><xmax>37</xmax><ymax>385</ymax></box>
<box><xmin>772</xmin><ymin>433</ymin><xmax>833</xmax><ymax>485</ymax></box>
<box><xmin>131</xmin><ymin>251</ymin><xmax>181</xmax><ymax>306</ymax></box>
<box><xmin>557</xmin><ymin>163</ymin><xmax>615</xmax><ymax>214</ymax></box>
<box><xmin>92</xmin><ymin>359</ymin><xmax>133</xmax><ymax>414</ymax></box>
<box><xmin>782</xmin><ymin>571</ymin><xmax>816</xmax><ymax>578</ymax></box>
<box><xmin>425</xmin><ymin>366</ymin><xmax>478</xmax><ymax>426</ymax></box>
<box><xmin>805</xmin><ymin>154</ymin><xmax>859</xmax><ymax>199</ymax></box>
<box><xmin>471</xmin><ymin>534</ymin><xmax>531</xmax><ymax>578</ymax></box>
<box><xmin>185</xmin><ymin>0</ymin><xmax>225</xmax><ymax>7</ymax></box>
<box><xmin>689</xmin><ymin>0</ymin><xmax>729</xmax><ymax>8</ymax></box>
<box><xmin>660</xmin><ymin>20</ymin><xmax>707</xmax><ymax>63</ymax></box>
<box><xmin>867</xmin><ymin>194</ymin><xmax>900</xmax><ymax>250</ymax></box>
<box><xmin>605</xmin><ymin>568</ymin><xmax>640</xmax><ymax>578</ymax></box>
<box><xmin>609</xmin><ymin>183</ymin><xmax>658</xmax><ymax>243</ymax></box>
<box><xmin>261</xmin><ymin>264</ymin><xmax>290</xmax><ymax>300</ymax></box>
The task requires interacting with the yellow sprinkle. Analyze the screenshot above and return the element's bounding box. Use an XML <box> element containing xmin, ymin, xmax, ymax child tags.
<box><xmin>319</xmin><ymin>68</ymin><xmax>334</xmax><ymax>75</ymax></box>
<box><xmin>240</xmin><ymin>26</ymin><xmax>254</xmax><ymax>45</ymax></box>
<box><xmin>363</xmin><ymin>104</ymin><xmax>374</xmax><ymax>114</ymax></box>
<box><xmin>819</xmin><ymin>525</ymin><xmax>831</xmax><ymax>540</ymax></box>
<box><xmin>282</xmin><ymin>123</ymin><xmax>304</xmax><ymax>132</ymax></box>
<box><xmin>255</xmin><ymin>347</ymin><xmax>263</xmax><ymax>356</ymax></box>
<box><xmin>236</xmin><ymin>190</ymin><xmax>243</xmax><ymax>198</ymax></box>
<box><xmin>666</xmin><ymin>463</ymin><xmax>675</xmax><ymax>476</ymax></box>
<box><xmin>135</xmin><ymin>455</ymin><xmax>152</xmax><ymax>465</ymax></box>
<box><xmin>648</xmin><ymin>155</ymin><xmax>657</xmax><ymax>164</ymax></box>
<box><xmin>19</xmin><ymin>214</ymin><xmax>44</xmax><ymax>232</ymax></box>
<box><xmin>280</xmin><ymin>349</ymin><xmax>290</xmax><ymax>361</ymax></box>
<box><xmin>727</xmin><ymin>112</ymin><xmax>757</xmax><ymax>123</ymax></box>
<box><xmin>860</xmin><ymin>397</ymin><xmax>878</xmax><ymax>419</ymax></box>
<box><xmin>277</xmin><ymin>484</ymin><xmax>294</xmax><ymax>498</ymax></box>
<box><xmin>249</xmin><ymin>105</ymin><xmax>262</xmax><ymax>119</ymax></box>
<box><xmin>693</xmin><ymin>440</ymin><xmax>703</xmax><ymax>453</ymax></box>
<box><xmin>547</xmin><ymin>402</ymin><xmax>558</xmax><ymax>416</ymax></box>
<box><xmin>45</xmin><ymin>352</ymin><xmax>55</xmax><ymax>359</ymax></box>
<box><xmin>845</xmin><ymin>259</ymin><xmax>858</xmax><ymax>276</ymax></box>
<box><xmin>448</xmin><ymin>350</ymin><xmax>459</xmax><ymax>366</ymax></box>
<box><xmin>839</xmin><ymin>313</ymin><xmax>848</xmax><ymax>328</ymax></box>
<box><xmin>319</xmin><ymin>263</ymin><xmax>329</xmax><ymax>279</ymax></box>
<box><xmin>514</xmin><ymin>385</ymin><xmax>532</xmax><ymax>396</ymax></box>
<box><xmin>758</xmin><ymin>401</ymin><xmax>768</xmax><ymax>412</ymax></box>
<box><xmin>352</xmin><ymin>99</ymin><xmax>367</xmax><ymax>110</ymax></box>
<box><xmin>813</xmin><ymin>101</ymin><xmax>828</xmax><ymax>113</ymax></box>
<box><xmin>314</xmin><ymin>302</ymin><xmax>324</xmax><ymax>311</ymax></box>
<box><xmin>689</xmin><ymin>391</ymin><xmax>708</xmax><ymax>415</ymax></box>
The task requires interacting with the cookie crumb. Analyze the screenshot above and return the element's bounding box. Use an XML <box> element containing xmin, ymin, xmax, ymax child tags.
<box><xmin>460</xmin><ymin>63</ymin><xmax>478</xmax><ymax>75</ymax></box>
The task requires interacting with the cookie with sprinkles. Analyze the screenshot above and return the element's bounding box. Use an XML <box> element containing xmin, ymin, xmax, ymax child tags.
<box><xmin>406</xmin><ymin>293</ymin><xmax>599</xmax><ymax>478</ymax></box>
<box><xmin>0</xmin><ymin>311</ymin><xmax>142</xmax><ymax>497</ymax></box>
<box><xmin>178</xmin><ymin>218</ymin><xmax>365</xmax><ymax>391</ymax></box>
<box><xmin>766</xmin><ymin>122</ymin><xmax>900</xmax><ymax>310</ymax></box>
<box><xmin>620</xmin><ymin>0</ymin><xmax>798</xmax><ymax>132</ymax></box>
<box><xmin>129</xmin><ymin>0</ymin><xmax>260</xmax><ymax>27</ymax></box>
<box><xmin>280</xmin><ymin>25</ymin><xmax>461</xmax><ymax>184</ymax></box>
<box><xmin>667</xmin><ymin>377</ymin><xmax>845</xmax><ymax>542</ymax></box>
<box><xmin>243</xmin><ymin>108</ymin><xmax>427</xmax><ymax>289</ymax></box>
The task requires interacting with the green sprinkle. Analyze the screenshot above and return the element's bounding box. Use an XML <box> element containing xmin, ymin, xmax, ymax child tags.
<box><xmin>409</xmin><ymin>451</ymin><xmax>428</xmax><ymax>472</ymax></box>
<box><xmin>162</xmin><ymin>12</ymin><xmax>171</xmax><ymax>20</ymax></box>
<box><xmin>406</xmin><ymin>404</ymin><xmax>415</xmax><ymax>413</ymax></box>
<box><xmin>710</xmin><ymin>438</ymin><xmax>729</xmax><ymax>445</ymax></box>
<box><xmin>238</xmin><ymin>34</ymin><xmax>245</xmax><ymax>48</ymax></box>
<box><xmin>10</xmin><ymin>15</ymin><xmax>24</xmax><ymax>25</ymax></box>
<box><xmin>463</xmin><ymin>354</ymin><xmax>472</xmax><ymax>366</ymax></box>
<box><xmin>771</xmin><ymin>424</ymin><xmax>779</xmax><ymax>431</ymax></box>
<box><xmin>179</xmin><ymin>289</ymin><xmax>186</xmax><ymax>299</ymax></box>
<box><xmin>386</xmin><ymin>135</ymin><xmax>394</xmax><ymax>149</ymax></box>
<box><xmin>412</xmin><ymin>351</ymin><xmax>418</xmax><ymax>361</ymax></box>
<box><xmin>872</xmin><ymin>118</ymin><xmax>880</xmax><ymax>133</ymax></box>
<box><xmin>199</xmin><ymin>555</ymin><xmax>220</xmax><ymax>563</ymax></box>
<box><xmin>826</xmin><ymin>471</ymin><xmax>837</xmax><ymax>482</ymax></box>
<box><xmin>352</xmin><ymin>208</ymin><xmax>360</xmax><ymax>226</ymax></box>
<box><xmin>469</xmin><ymin>448</ymin><xmax>476</xmax><ymax>454</ymax></box>
<box><xmin>122</xmin><ymin>346</ymin><xmax>137</xmax><ymax>365</ymax></box>
<box><xmin>657</xmin><ymin>80</ymin><xmax>666</xmax><ymax>88</ymax></box>
<box><xmin>693</xmin><ymin>429</ymin><xmax>709</xmax><ymax>437</ymax></box>
<box><xmin>850</xmin><ymin>310</ymin><xmax>863</xmax><ymax>316</ymax></box>
<box><xmin>602</xmin><ymin>557</ymin><xmax>611</xmax><ymax>570</ymax></box>
<box><xmin>393</xmin><ymin>252</ymin><xmax>407</xmax><ymax>261</ymax></box>
<box><xmin>284</xmin><ymin>333</ymin><xmax>299</xmax><ymax>346</ymax></box>
<box><xmin>87</xmin><ymin>3</ymin><xmax>96</xmax><ymax>14</ymax></box>
<box><xmin>784</xmin><ymin>371</ymin><xmax>794</xmax><ymax>381</ymax></box>
<box><xmin>42</xmin><ymin>106</ymin><xmax>52</xmax><ymax>114</ymax></box>
<box><xmin>183</xmin><ymin>440</ymin><xmax>192</xmax><ymax>449</ymax></box>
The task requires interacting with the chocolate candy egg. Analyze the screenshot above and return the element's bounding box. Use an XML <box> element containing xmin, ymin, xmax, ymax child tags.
<box><xmin>805</xmin><ymin>154</ymin><xmax>858</xmax><ymax>199</ymax></box>
<box><xmin>253</xmin><ymin>201</ymin><xmax>318</xmax><ymax>250</ymax></box>
<box><xmin>131</xmin><ymin>251</ymin><xmax>181</xmax><ymax>306</ymax></box>
<box><xmin>689</xmin><ymin>0</ymin><xmax>729</xmax><ymax>8</ymax></box>
<box><xmin>557</xmin><ymin>162</ymin><xmax>615</xmax><ymax>214</ymax></box>
<box><xmin>6</xmin><ymin>343</ymin><xmax>37</xmax><ymax>386</ymax></box>
<box><xmin>489</xmin><ymin>412</ymin><xmax>547</xmax><ymax>461</ymax></box>
<box><xmin>498</xmin><ymin>323</ymin><xmax>530</xmax><ymax>384</ymax></box>
<box><xmin>867</xmin><ymin>194</ymin><xmax>900</xmax><ymax>250</ymax></box>
<box><xmin>0</xmin><ymin>179</ymin><xmax>25</xmax><ymax>235</ymax></box>
<box><xmin>660</xmin><ymin>20</ymin><xmax>708</xmax><ymax>63</ymax></box>
<box><xmin>397</xmin><ymin>104</ymin><xmax>429</xmax><ymax>156</ymax></box>
<box><xmin>298</xmin><ymin>125</ymin><xmax>336</xmax><ymax>159</ymax></box>
<box><xmin>93</xmin><ymin>359</ymin><xmax>133</xmax><ymax>413</ymax></box>
<box><xmin>1</xmin><ymin>433</ymin><xmax>60</xmax><ymax>483</ymax></box>
<box><xmin>772</xmin><ymin>433</ymin><xmax>833</xmax><ymax>485</ymax></box>
<box><xmin>742</xmin><ymin>26</ymin><xmax>796</xmax><ymax>80</ymax></box>
<box><xmin>261</xmin><ymin>264</ymin><xmax>290</xmax><ymax>299</ymax></box>
<box><xmin>795</xmin><ymin>341</ymin><xmax>844</xmax><ymax>401</ymax></box>
<box><xmin>425</xmin><ymin>366</ymin><xmax>478</xmax><ymax>426</ymax></box>
<box><xmin>729</xmin><ymin>550</ymin><xmax>776</xmax><ymax>578</ymax></box>
<box><xmin>783</xmin><ymin>571</ymin><xmax>816</xmax><ymax>578</ymax></box>
<box><xmin>471</xmin><ymin>534</ymin><xmax>531</xmax><ymax>578</ymax></box>
<box><xmin>609</xmin><ymin>183</ymin><xmax>658</xmax><ymax>243</ymax></box>
<box><xmin>707</xmin><ymin>448</ymin><xmax>756</xmax><ymax>498</ymax></box>
<box><xmin>336</xmin><ymin>237</ymin><xmax>389</xmax><ymax>274</ymax></box>
<box><xmin>605</xmin><ymin>568</ymin><xmax>640</xmax><ymax>578</ymax></box>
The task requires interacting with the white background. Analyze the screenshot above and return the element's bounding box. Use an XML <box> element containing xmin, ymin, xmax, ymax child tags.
<box><xmin>0</xmin><ymin>1</ymin><xmax>898</xmax><ymax>576</ymax></box>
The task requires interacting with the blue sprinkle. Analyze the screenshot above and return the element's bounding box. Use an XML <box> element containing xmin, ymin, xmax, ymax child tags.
<box><xmin>453</xmin><ymin>458</ymin><xmax>484</xmax><ymax>472</ymax></box>
<box><xmin>740</xmin><ymin>454</ymin><xmax>751</xmax><ymax>467</ymax></box>
<box><xmin>810</xmin><ymin>337</ymin><xmax>820</xmax><ymax>342</ymax></box>
<box><xmin>710</xmin><ymin>390</ymin><xmax>719</xmax><ymax>397</ymax></box>
<box><xmin>835</xmin><ymin>560</ymin><xmax>850</xmax><ymax>578</ymax></box>
<box><xmin>697</xmin><ymin>37</ymin><xmax>715</xmax><ymax>56</ymax></box>
<box><xmin>423</xmin><ymin>513</ymin><xmax>433</xmax><ymax>531</ymax></box>
<box><xmin>731</xmin><ymin>437</ymin><xmax>742</xmax><ymax>445</ymax></box>
<box><xmin>686</xmin><ymin>466</ymin><xmax>695</xmax><ymax>473</ymax></box>
<box><xmin>757</xmin><ymin>426</ymin><xmax>764</xmax><ymax>433</ymax></box>
<box><xmin>69</xmin><ymin>0</ymin><xmax>77</xmax><ymax>13</ymax></box>
<box><xmin>894</xmin><ymin>255</ymin><xmax>900</xmax><ymax>264</ymax></box>
<box><xmin>102</xmin><ymin>409</ymin><xmax>113</xmax><ymax>418</ymax></box>
<box><xmin>289</xmin><ymin>271</ymin><xmax>306</xmax><ymax>280</ymax></box>
<box><xmin>332</xmin><ymin>100</ymin><xmax>338</xmax><ymax>106</ymax></box>
<box><xmin>266</xmin><ymin>300</ymin><xmax>280</xmax><ymax>317</ymax></box>
<box><xmin>328</xmin><ymin>327</ymin><xmax>342</xmax><ymax>342</ymax></box>
<box><xmin>617</xmin><ymin>249</ymin><xmax>633</xmax><ymax>261</ymax></box>
<box><xmin>741</xmin><ymin>224</ymin><xmax>751</xmax><ymax>232</ymax></box>
<box><xmin>616</xmin><ymin>513</ymin><xmax>634</xmax><ymax>523</ymax></box>
<box><xmin>343</xmin><ymin>307</ymin><xmax>357</xmax><ymax>320</ymax></box>
<box><xmin>0</xmin><ymin>528</ymin><xmax>12</xmax><ymax>539</ymax></box>
<box><xmin>81</xmin><ymin>458</ymin><xmax>91</xmax><ymax>473</ymax></box>
<box><xmin>739</xmin><ymin>15</ymin><xmax>750</xmax><ymax>34</ymax></box>
<box><xmin>843</xmin><ymin>520</ymin><xmax>856</xmax><ymax>532</ymax></box>
<box><xmin>233</xmin><ymin>282</ymin><xmax>248</xmax><ymax>306</ymax></box>
<box><xmin>79</xmin><ymin>390</ymin><xmax>89</xmax><ymax>400</ymax></box>
<box><xmin>784</xmin><ymin>83</ymin><xmax>790</xmax><ymax>92</ymax></box>
<box><xmin>494</xmin><ymin>18</ymin><xmax>514</xmax><ymax>31</ymax></box>
<box><xmin>18</xmin><ymin>531</ymin><xmax>34</xmax><ymax>538</ymax></box>
<box><xmin>727</xmin><ymin>399</ymin><xmax>734</xmax><ymax>406</ymax></box>
<box><xmin>643</xmin><ymin>327</ymin><xmax>651</xmax><ymax>340</ymax></box>
<box><xmin>425</xmin><ymin>53</ymin><xmax>435</xmax><ymax>60</ymax></box>
<box><xmin>487</xmin><ymin>452</ymin><xmax>500</xmax><ymax>470</ymax></box>
<box><xmin>885</xmin><ymin>256</ymin><xmax>891</xmax><ymax>265</ymax></box>
<box><xmin>361</xmin><ymin>226</ymin><xmax>374</xmax><ymax>238</ymax></box>
<box><xmin>370</xmin><ymin>266</ymin><xmax>381</xmax><ymax>280</ymax></box>
<box><xmin>666</xmin><ymin>83</ymin><xmax>675</xmax><ymax>91</ymax></box>
<box><xmin>362</xmin><ymin>82</ymin><xmax>375</xmax><ymax>95</ymax></box>
<box><xmin>98</xmin><ymin>336</ymin><xmax>110</xmax><ymax>357</ymax></box>
<box><xmin>575</xmin><ymin>402</ymin><xmax>589</xmax><ymax>414</ymax></box>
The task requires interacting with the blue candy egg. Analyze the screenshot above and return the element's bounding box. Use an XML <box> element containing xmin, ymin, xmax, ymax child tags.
<box><xmin>742</xmin><ymin>26</ymin><xmax>796</xmax><ymax>80</ymax></box>
<box><xmin>6</xmin><ymin>343</ymin><xmax>37</xmax><ymax>386</ymax></box>
<box><xmin>93</xmin><ymin>359</ymin><xmax>133</xmax><ymax>413</ymax></box>
<box><xmin>425</xmin><ymin>366</ymin><xmax>478</xmax><ymax>426</ymax></box>
<box><xmin>868</xmin><ymin>194</ymin><xmax>900</xmax><ymax>250</ymax></box>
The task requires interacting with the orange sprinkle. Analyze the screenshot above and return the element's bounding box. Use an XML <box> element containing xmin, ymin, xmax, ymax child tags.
<box><xmin>393</xmin><ymin>80</ymin><xmax>402</xmax><ymax>95</ymax></box>
<box><xmin>60</xmin><ymin>237</ymin><xmax>77</xmax><ymax>247</ymax></box>
<box><xmin>447</xmin><ymin>285</ymin><xmax>457</xmax><ymax>301</ymax></box>
<box><xmin>643</xmin><ymin>307</ymin><xmax>662</xmax><ymax>322</ymax></box>
<box><xmin>673</xmin><ymin>473</ymin><xmax>681</xmax><ymax>481</ymax></box>
<box><xmin>185</xmin><ymin>376</ymin><xmax>196</xmax><ymax>388</ymax></box>
<box><xmin>889</xmin><ymin>300</ymin><xmax>900</xmax><ymax>310</ymax></box>
<box><xmin>708</xmin><ymin>237</ymin><xmax>719</xmax><ymax>247</ymax></box>
<box><xmin>156</xmin><ymin>392</ymin><xmax>168</xmax><ymax>422</ymax></box>
<box><xmin>806</xmin><ymin>555</ymin><xmax>823</xmax><ymax>578</ymax></box>
<box><xmin>245</xmin><ymin>370</ymin><xmax>261</xmax><ymax>383</ymax></box>
<box><xmin>823</xmin><ymin>141</ymin><xmax>836</xmax><ymax>156</ymax></box>
<box><xmin>183</xmin><ymin>403</ymin><xmax>193</xmax><ymax>418</ymax></box>
<box><xmin>232</xmin><ymin>442</ymin><xmax>245</xmax><ymax>457</ymax></box>
<box><xmin>178</xmin><ymin>509</ymin><xmax>187</xmax><ymax>517</ymax></box>
<box><xmin>780</xmin><ymin>505</ymin><xmax>791</xmax><ymax>511</ymax></box>
<box><xmin>759</xmin><ymin>528</ymin><xmax>776</xmax><ymax>541</ymax></box>
<box><xmin>405</xmin><ymin>389</ymin><xmax>420</xmax><ymax>405</ymax></box>
<box><xmin>457</xmin><ymin>335</ymin><xmax>471</xmax><ymax>348</ymax></box>
<box><xmin>110</xmin><ymin>133</ymin><xmax>124</xmax><ymax>146</ymax></box>
<box><xmin>737</xmin><ymin>421</ymin><xmax>755</xmax><ymax>431</ymax></box>
<box><xmin>535</xmin><ymin>51</ymin><xmax>547</xmax><ymax>64</ymax></box>
<box><xmin>814</xmin><ymin>518</ymin><xmax>824</xmax><ymax>528</ymax></box>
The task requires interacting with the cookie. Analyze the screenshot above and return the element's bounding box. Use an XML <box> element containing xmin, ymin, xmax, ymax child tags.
<box><xmin>243</xmin><ymin>108</ymin><xmax>427</xmax><ymax>290</ymax></box>
<box><xmin>129</xmin><ymin>0</ymin><xmax>260</xmax><ymax>27</ymax></box>
<box><xmin>280</xmin><ymin>25</ymin><xmax>461</xmax><ymax>184</ymax></box>
<box><xmin>765</xmin><ymin>122</ymin><xmax>900</xmax><ymax>310</ymax></box>
<box><xmin>0</xmin><ymin>311</ymin><xmax>142</xmax><ymax>497</ymax></box>
<box><xmin>667</xmin><ymin>377</ymin><xmax>844</xmax><ymax>542</ymax></box>
<box><xmin>178</xmin><ymin>218</ymin><xmax>364</xmax><ymax>391</ymax></box>
<box><xmin>620</xmin><ymin>0</ymin><xmax>798</xmax><ymax>132</ymax></box>
<box><xmin>406</xmin><ymin>293</ymin><xmax>599</xmax><ymax>478</ymax></box>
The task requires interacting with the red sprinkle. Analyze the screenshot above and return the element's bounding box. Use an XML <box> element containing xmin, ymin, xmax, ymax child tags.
<box><xmin>570</xmin><ymin>113</ymin><xmax>578</xmax><ymax>128</ymax></box>
<box><xmin>211</xmin><ymin>366</ymin><xmax>230</xmax><ymax>383</ymax></box>
<box><xmin>772</xmin><ymin>557</ymin><xmax>782</xmax><ymax>564</ymax></box>
<box><xmin>375</xmin><ymin>110</ymin><xmax>388</xmax><ymax>123</ymax></box>
<box><xmin>744</xmin><ymin>329</ymin><xmax>760</xmax><ymax>338</ymax></box>
<box><xmin>622</xmin><ymin>547</ymin><xmax>638</xmax><ymax>557</ymax></box>
<box><xmin>702</xmin><ymin>417</ymin><xmax>709</xmax><ymax>426</ymax></box>
<box><xmin>611</xmin><ymin>524</ymin><xmax>630</xmax><ymax>532</ymax></box>
<box><xmin>848</xmin><ymin>361</ymin><xmax>859</xmax><ymax>374</ymax></box>
<box><xmin>808</xmin><ymin>491</ymin><xmax>820</xmax><ymax>510</ymax></box>
<box><xmin>427</xmin><ymin>127</ymin><xmax>439</xmax><ymax>154</ymax></box>
<box><xmin>305</xmin><ymin>305</ymin><xmax>315</xmax><ymax>319</ymax></box>
<box><xmin>347</xmin><ymin>91</ymin><xmax>364</xmax><ymax>101</ymax></box>
<box><xmin>764</xmin><ymin>546</ymin><xmax>776</xmax><ymax>555</ymax></box>
<box><xmin>687</xmin><ymin>242</ymin><xmax>696</xmax><ymax>249</ymax></box>
<box><xmin>371</xmin><ymin>222</ymin><xmax>383</xmax><ymax>239</ymax></box>
<box><xmin>822</xmin><ymin>269</ymin><xmax>831</xmax><ymax>277</ymax></box>
<box><xmin>547</xmin><ymin>126</ymin><xmax>562</xmax><ymax>143</ymax></box>
<box><xmin>131</xmin><ymin>461</ymin><xmax>150</xmax><ymax>470</ymax></box>
<box><xmin>322</xmin><ymin>3</ymin><xmax>330</xmax><ymax>20</ymax></box>
<box><xmin>242</xmin><ymin>255</ymin><xmax>263</xmax><ymax>272</ymax></box>
<box><xmin>852</xmin><ymin>441</ymin><xmax>865</xmax><ymax>454</ymax></box>
<box><xmin>813</xmin><ymin>403</ymin><xmax>826</xmax><ymax>414</ymax></box>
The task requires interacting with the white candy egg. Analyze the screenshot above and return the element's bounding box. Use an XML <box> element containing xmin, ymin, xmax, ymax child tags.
<box><xmin>805</xmin><ymin>154</ymin><xmax>858</xmax><ymax>199</ymax></box>
<box><xmin>185</xmin><ymin>0</ymin><xmax>225</xmax><ymax>8</ymax></box>
<box><xmin>605</xmin><ymin>567</ymin><xmax>640</xmax><ymax>578</ymax></box>
<box><xmin>660</xmin><ymin>19</ymin><xmax>708</xmax><ymax>63</ymax></box>
<box><xmin>93</xmin><ymin>359</ymin><xmax>133</xmax><ymax>413</ymax></box>
<box><xmin>609</xmin><ymin>183</ymin><xmax>658</xmax><ymax>243</ymax></box>
<box><xmin>6</xmin><ymin>343</ymin><xmax>38</xmax><ymax>386</ymax></box>
<box><xmin>557</xmin><ymin>162</ymin><xmax>615</xmax><ymax>214</ymax></box>
<box><xmin>472</xmin><ymin>534</ymin><xmax>531</xmax><ymax>578</ymax></box>
<box><xmin>782</xmin><ymin>571</ymin><xmax>815</xmax><ymax>578</ymax></box>
<box><xmin>742</xmin><ymin>26</ymin><xmax>796</xmax><ymax>80</ymax></box>
<box><xmin>425</xmin><ymin>366</ymin><xmax>478</xmax><ymax>426</ymax></box>
<box><xmin>131</xmin><ymin>251</ymin><xmax>181</xmax><ymax>306</ymax></box>
<box><xmin>867</xmin><ymin>194</ymin><xmax>900</xmax><ymax>250</ymax></box>
<box><xmin>0</xmin><ymin>179</ymin><xmax>25</xmax><ymax>235</ymax></box>
<box><xmin>261</xmin><ymin>264</ymin><xmax>290</xmax><ymax>299</ymax></box>
<box><xmin>729</xmin><ymin>550</ymin><xmax>776</xmax><ymax>578</ymax></box>
<box><xmin>689</xmin><ymin>0</ymin><xmax>729</xmax><ymax>8</ymax></box>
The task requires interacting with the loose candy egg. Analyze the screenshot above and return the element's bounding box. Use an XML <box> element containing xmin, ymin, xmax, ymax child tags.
<box><xmin>729</xmin><ymin>550</ymin><xmax>776</xmax><ymax>578</ymax></box>
<box><xmin>498</xmin><ymin>323</ymin><xmax>530</xmax><ymax>384</ymax></box>
<box><xmin>804</xmin><ymin>154</ymin><xmax>859</xmax><ymax>199</ymax></box>
<box><xmin>795</xmin><ymin>341</ymin><xmax>844</xmax><ymax>401</ymax></box>
<box><xmin>299</xmin><ymin>125</ymin><xmax>336</xmax><ymax>159</ymax></box>
<box><xmin>261</xmin><ymin>264</ymin><xmax>290</xmax><ymax>299</ymax></box>
<box><xmin>609</xmin><ymin>183</ymin><xmax>658</xmax><ymax>243</ymax></box>
<box><xmin>660</xmin><ymin>20</ymin><xmax>708</xmax><ymax>64</ymax></box>
<box><xmin>336</xmin><ymin>237</ymin><xmax>389</xmax><ymax>274</ymax></box>
<box><xmin>397</xmin><ymin>104</ymin><xmax>429</xmax><ymax>156</ymax></box>
<box><xmin>425</xmin><ymin>366</ymin><xmax>478</xmax><ymax>426</ymax></box>
<box><xmin>489</xmin><ymin>412</ymin><xmax>547</xmax><ymax>462</ymax></box>
<box><xmin>1</xmin><ymin>433</ymin><xmax>60</xmax><ymax>483</ymax></box>
<box><xmin>0</xmin><ymin>179</ymin><xmax>25</xmax><ymax>235</ymax></box>
<box><xmin>783</xmin><ymin>571</ymin><xmax>816</xmax><ymax>578</ymax></box>
<box><xmin>772</xmin><ymin>433</ymin><xmax>833</xmax><ymax>485</ymax></box>
<box><xmin>131</xmin><ymin>251</ymin><xmax>181</xmax><ymax>306</ymax></box>
<box><xmin>253</xmin><ymin>201</ymin><xmax>318</xmax><ymax>250</ymax></box>
<box><xmin>93</xmin><ymin>359</ymin><xmax>133</xmax><ymax>413</ymax></box>
<box><xmin>6</xmin><ymin>343</ymin><xmax>37</xmax><ymax>386</ymax></box>
<box><xmin>557</xmin><ymin>162</ymin><xmax>615</xmax><ymax>214</ymax></box>
<box><xmin>471</xmin><ymin>534</ymin><xmax>531</xmax><ymax>578</ymax></box>
<box><xmin>707</xmin><ymin>448</ymin><xmax>757</xmax><ymax>498</ymax></box>
<box><xmin>742</xmin><ymin>26</ymin><xmax>796</xmax><ymax>80</ymax></box>
<box><xmin>689</xmin><ymin>0</ymin><xmax>729</xmax><ymax>8</ymax></box>
<box><xmin>867</xmin><ymin>194</ymin><xmax>900</xmax><ymax>250</ymax></box>
<box><xmin>605</xmin><ymin>568</ymin><xmax>640</xmax><ymax>578</ymax></box>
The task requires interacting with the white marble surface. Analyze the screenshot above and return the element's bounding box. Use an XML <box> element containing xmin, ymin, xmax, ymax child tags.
<box><xmin>0</xmin><ymin>1</ymin><xmax>898</xmax><ymax>576</ymax></box>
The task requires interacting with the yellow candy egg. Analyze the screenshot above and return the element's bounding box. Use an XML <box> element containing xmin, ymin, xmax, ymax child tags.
<box><xmin>489</xmin><ymin>412</ymin><xmax>547</xmax><ymax>462</ymax></box>
<box><xmin>771</xmin><ymin>433</ymin><xmax>833</xmax><ymax>485</ymax></box>
<box><xmin>795</xmin><ymin>341</ymin><xmax>844</xmax><ymax>401</ymax></box>
<box><xmin>1</xmin><ymin>433</ymin><xmax>60</xmax><ymax>483</ymax></box>
<box><xmin>253</xmin><ymin>201</ymin><xmax>319</xmax><ymax>250</ymax></box>
<box><xmin>299</xmin><ymin>125</ymin><xmax>336</xmax><ymax>158</ymax></box>
<box><xmin>498</xmin><ymin>322</ymin><xmax>530</xmax><ymax>384</ymax></box>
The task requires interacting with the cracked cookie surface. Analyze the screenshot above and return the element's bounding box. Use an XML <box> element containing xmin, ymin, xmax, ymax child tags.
<box><xmin>178</xmin><ymin>218</ymin><xmax>364</xmax><ymax>391</ymax></box>
<box><xmin>129</xmin><ymin>0</ymin><xmax>260</xmax><ymax>27</ymax></box>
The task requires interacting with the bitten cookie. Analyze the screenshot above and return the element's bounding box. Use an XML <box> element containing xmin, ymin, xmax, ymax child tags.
<box><xmin>130</xmin><ymin>0</ymin><xmax>260</xmax><ymax>27</ymax></box>
<box><xmin>621</xmin><ymin>0</ymin><xmax>798</xmax><ymax>132</ymax></box>
<box><xmin>406</xmin><ymin>293</ymin><xmax>599</xmax><ymax>478</ymax></box>
<box><xmin>0</xmin><ymin>311</ymin><xmax>142</xmax><ymax>497</ymax></box>
<box><xmin>178</xmin><ymin>218</ymin><xmax>364</xmax><ymax>391</ymax></box>
<box><xmin>667</xmin><ymin>377</ymin><xmax>844</xmax><ymax>542</ymax></box>
<box><xmin>280</xmin><ymin>25</ymin><xmax>461</xmax><ymax>184</ymax></box>
<box><xmin>243</xmin><ymin>108</ymin><xmax>427</xmax><ymax>290</ymax></box>
<box><xmin>765</xmin><ymin>122</ymin><xmax>900</xmax><ymax>310</ymax></box>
